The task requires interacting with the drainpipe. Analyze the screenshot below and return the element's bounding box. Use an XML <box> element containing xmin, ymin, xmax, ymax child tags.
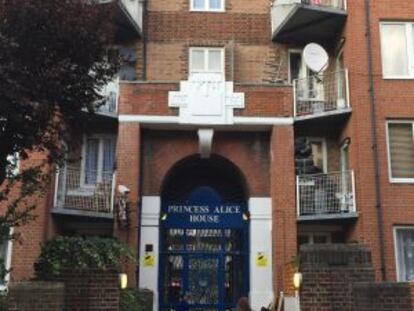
<box><xmin>364</xmin><ymin>0</ymin><xmax>386</xmax><ymax>281</ymax></box>
<box><xmin>142</xmin><ymin>0</ymin><xmax>148</xmax><ymax>80</ymax></box>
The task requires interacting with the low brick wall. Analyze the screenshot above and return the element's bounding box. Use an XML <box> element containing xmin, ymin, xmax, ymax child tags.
<box><xmin>300</xmin><ymin>244</ymin><xmax>375</xmax><ymax>311</ymax></box>
<box><xmin>53</xmin><ymin>269</ymin><xmax>120</xmax><ymax>311</ymax></box>
<box><xmin>352</xmin><ymin>282</ymin><xmax>412</xmax><ymax>311</ymax></box>
<box><xmin>8</xmin><ymin>281</ymin><xmax>65</xmax><ymax>311</ymax></box>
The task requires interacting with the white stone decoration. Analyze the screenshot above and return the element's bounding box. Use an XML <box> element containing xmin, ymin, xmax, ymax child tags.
<box><xmin>198</xmin><ymin>129</ymin><xmax>214</xmax><ymax>159</ymax></box>
<box><xmin>169</xmin><ymin>73</ymin><xmax>245</xmax><ymax>125</ymax></box>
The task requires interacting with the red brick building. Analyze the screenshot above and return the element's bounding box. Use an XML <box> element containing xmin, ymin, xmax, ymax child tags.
<box><xmin>2</xmin><ymin>0</ymin><xmax>414</xmax><ymax>310</ymax></box>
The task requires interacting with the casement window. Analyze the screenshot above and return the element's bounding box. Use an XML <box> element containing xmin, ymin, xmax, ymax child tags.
<box><xmin>81</xmin><ymin>135</ymin><xmax>116</xmax><ymax>187</ymax></box>
<box><xmin>190</xmin><ymin>0</ymin><xmax>224</xmax><ymax>12</ymax></box>
<box><xmin>189</xmin><ymin>47</ymin><xmax>225</xmax><ymax>77</ymax></box>
<box><xmin>394</xmin><ymin>227</ymin><xmax>414</xmax><ymax>282</ymax></box>
<box><xmin>386</xmin><ymin>121</ymin><xmax>414</xmax><ymax>182</ymax></box>
<box><xmin>380</xmin><ymin>22</ymin><xmax>414</xmax><ymax>78</ymax></box>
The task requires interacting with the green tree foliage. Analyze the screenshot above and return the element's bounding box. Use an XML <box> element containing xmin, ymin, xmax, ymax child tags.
<box><xmin>34</xmin><ymin>236</ymin><xmax>135</xmax><ymax>280</ymax></box>
<box><xmin>0</xmin><ymin>0</ymin><xmax>119</xmax><ymax>283</ymax></box>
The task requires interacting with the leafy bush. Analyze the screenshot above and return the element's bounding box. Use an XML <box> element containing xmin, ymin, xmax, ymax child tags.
<box><xmin>0</xmin><ymin>293</ymin><xmax>7</xmax><ymax>311</ymax></box>
<box><xmin>120</xmin><ymin>289</ymin><xmax>153</xmax><ymax>311</ymax></box>
<box><xmin>34</xmin><ymin>236</ymin><xmax>135</xmax><ymax>280</ymax></box>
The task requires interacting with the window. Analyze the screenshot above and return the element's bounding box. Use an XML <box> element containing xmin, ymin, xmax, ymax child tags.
<box><xmin>191</xmin><ymin>0</ymin><xmax>224</xmax><ymax>12</ymax></box>
<box><xmin>81</xmin><ymin>135</ymin><xmax>116</xmax><ymax>187</ymax></box>
<box><xmin>189</xmin><ymin>48</ymin><xmax>224</xmax><ymax>77</ymax></box>
<box><xmin>394</xmin><ymin>227</ymin><xmax>414</xmax><ymax>282</ymax></box>
<box><xmin>380</xmin><ymin>22</ymin><xmax>414</xmax><ymax>78</ymax></box>
<box><xmin>386</xmin><ymin>121</ymin><xmax>414</xmax><ymax>182</ymax></box>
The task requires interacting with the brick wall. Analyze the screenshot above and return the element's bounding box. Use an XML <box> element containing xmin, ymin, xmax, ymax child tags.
<box><xmin>53</xmin><ymin>269</ymin><xmax>120</xmax><ymax>311</ymax></box>
<box><xmin>8</xmin><ymin>281</ymin><xmax>65</xmax><ymax>311</ymax></box>
<box><xmin>299</xmin><ymin>244</ymin><xmax>375</xmax><ymax>311</ymax></box>
<box><xmin>118</xmin><ymin>82</ymin><xmax>292</xmax><ymax>118</ymax></box>
<box><xmin>271</xmin><ymin>125</ymin><xmax>297</xmax><ymax>293</ymax></box>
<box><xmin>352</xmin><ymin>283</ymin><xmax>413</xmax><ymax>311</ymax></box>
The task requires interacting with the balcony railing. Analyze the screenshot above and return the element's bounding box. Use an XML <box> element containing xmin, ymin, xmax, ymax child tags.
<box><xmin>300</xmin><ymin>0</ymin><xmax>346</xmax><ymax>10</ymax></box>
<box><xmin>271</xmin><ymin>0</ymin><xmax>347</xmax><ymax>43</ymax></box>
<box><xmin>54</xmin><ymin>168</ymin><xmax>115</xmax><ymax>215</ymax></box>
<box><xmin>293</xmin><ymin>70</ymin><xmax>350</xmax><ymax>118</ymax></box>
<box><xmin>296</xmin><ymin>170</ymin><xmax>356</xmax><ymax>218</ymax></box>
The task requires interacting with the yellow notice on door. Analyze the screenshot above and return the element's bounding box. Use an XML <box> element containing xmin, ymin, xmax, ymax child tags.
<box><xmin>256</xmin><ymin>252</ymin><xmax>268</xmax><ymax>267</ymax></box>
<box><xmin>143</xmin><ymin>253</ymin><xmax>155</xmax><ymax>267</ymax></box>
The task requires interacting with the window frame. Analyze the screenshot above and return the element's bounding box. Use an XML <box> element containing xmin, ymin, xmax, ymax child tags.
<box><xmin>386</xmin><ymin>120</ymin><xmax>414</xmax><ymax>183</ymax></box>
<box><xmin>80</xmin><ymin>134</ymin><xmax>116</xmax><ymax>189</ymax></box>
<box><xmin>190</xmin><ymin>0</ymin><xmax>225</xmax><ymax>12</ymax></box>
<box><xmin>380</xmin><ymin>21</ymin><xmax>414</xmax><ymax>79</ymax></box>
<box><xmin>0</xmin><ymin>228</ymin><xmax>13</xmax><ymax>291</ymax></box>
<box><xmin>393</xmin><ymin>226</ymin><xmax>414</xmax><ymax>282</ymax></box>
<box><xmin>189</xmin><ymin>47</ymin><xmax>225</xmax><ymax>78</ymax></box>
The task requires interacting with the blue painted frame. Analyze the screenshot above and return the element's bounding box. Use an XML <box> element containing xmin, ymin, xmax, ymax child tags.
<box><xmin>158</xmin><ymin>186</ymin><xmax>250</xmax><ymax>311</ymax></box>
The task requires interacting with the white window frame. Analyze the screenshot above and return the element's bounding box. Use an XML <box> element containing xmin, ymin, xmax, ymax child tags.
<box><xmin>80</xmin><ymin>134</ymin><xmax>116</xmax><ymax>189</ymax></box>
<box><xmin>189</xmin><ymin>47</ymin><xmax>225</xmax><ymax>77</ymax></box>
<box><xmin>380</xmin><ymin>22</ymin><xmax>414</xmax><ymax>79</ymax></box>
<box><xmin>0</xmin><ymin>228</ymin><xmax>13</xmax><ymax>291</ymax></box>
<box><xmin>393</xmin><ymin>226</ymin><xmax>414</xmax><ymax>282</ymax></box>
<box><xmin>190</xmin><ymin>0</ymin><xmax>225</xmax><ymax>12</ymax></box>
<box><xmin>385</xmin><ymin>120</ymin><xmax>414</xmax><ymax>183</ymax></box>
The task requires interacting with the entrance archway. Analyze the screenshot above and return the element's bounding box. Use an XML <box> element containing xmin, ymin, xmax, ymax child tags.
<box><xmin>159</xmin><ymin>155</ymin><xmax>249</xmax><ymax>311</ymax></box>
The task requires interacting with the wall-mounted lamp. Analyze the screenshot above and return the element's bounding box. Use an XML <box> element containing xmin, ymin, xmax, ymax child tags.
<box><xmin>119</xmin><ymin>273</ymin><xmax>128</xmax><ymax>290</ymax></box>
<box><xmin>160</xmin><ymin>213</ymin><xmax>168</xmax><ymax>221</ymax></box>
<box><xmin>242</xmin><ymin>211</ymin><xmax>250</xmax><ymax>221</ymax></box>
<box><xmin>293</xmin><ymin>272</ymin><xmax>303</xmax><ymax>291</ymax></box>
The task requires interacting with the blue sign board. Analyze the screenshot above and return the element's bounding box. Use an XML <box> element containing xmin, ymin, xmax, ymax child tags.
<box><xmin>162</xmin><ymin>186</ymin><xmax>246</xmax><ymax>229</ymax></box>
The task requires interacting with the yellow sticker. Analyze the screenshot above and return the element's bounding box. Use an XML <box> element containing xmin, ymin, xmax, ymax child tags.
<box><xmin>143</xmin><ymin>253</ymin><xmax>155</xmax><ymax>267</ymax></box>
<box><xmin>256</xmin><ymin>252</ymin><xmax>268</xmax><ymax>267</ymax></box>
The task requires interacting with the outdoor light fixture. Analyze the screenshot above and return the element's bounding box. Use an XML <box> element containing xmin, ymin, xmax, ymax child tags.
<box><xmin>119</xmin><ymin>273</ymin><xmax>128</xmax><ymax>290</ymax></box>
<box><xmin>161</xmin><ymin>213</ymin><xmax>168</xmax><ymax>221</ymax></box>
<box><xmin>293</xmin><ymin>272</ymin><xmax>302</xmax><ymax>291</ymax></box>
<box><xmin>242</xmin><ymin>212</ymin><xmax>250</xmax><ymax>221</ymax></box>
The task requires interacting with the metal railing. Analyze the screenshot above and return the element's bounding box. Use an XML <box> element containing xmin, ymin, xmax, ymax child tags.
<box><xmin>300</xmin><ymin>0</ymin><xmax>347</xmax><ymax>10</ymax></box>
<box><xmin>296</xmin><ymin>170</ymin><xmax>356</xmax><ymax>217</ymax></box>
<box><xmin>54</xmin><ymin>168</ymin><xmax>115</xmax><ymax>214</ymax></box>
<box><xmin>293</xmin><ymin>70</ymin><xmax>350</xmax><ymax>118</ymax></box>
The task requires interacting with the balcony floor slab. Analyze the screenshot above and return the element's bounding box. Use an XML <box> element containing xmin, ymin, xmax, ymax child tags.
<box><xmin>51</xmin><ymin>207</ymin><xmax>114</xmax><ymax>219</ymax></box>
<box><xmin>298</xmin><ymin>212</ymin><xmax>359</xmax><ymax>223</ymax></box>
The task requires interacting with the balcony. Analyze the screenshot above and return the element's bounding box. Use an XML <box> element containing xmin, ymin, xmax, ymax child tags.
<box><xmin>99</xmin><ymin>0</ymin><xmax>143</xmax><ymax>38</ymax></box>
<box><xmin>296</xmin><ymin>170</ymin><xmax>358</xmax><ymax>221</ymax></box>
<box><xmin>53</xmin><ymin>168</ymin><xmax>115</xmax><ymax>218</ymax></box>
<box><xmin>293</xmin><ymin>70</ymin><xmax>351</xmax><ymax>121</ymax></box>
<box><xmin>271</xmin><ymin>0</ymin><xmax>347</xmax><ymax>44</ymax></box>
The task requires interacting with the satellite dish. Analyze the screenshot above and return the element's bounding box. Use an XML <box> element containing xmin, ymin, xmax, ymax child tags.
<box><xmin>303</xmin><ymin>43</ymin><xmax>329</xmax><ymax>73</ymax></box>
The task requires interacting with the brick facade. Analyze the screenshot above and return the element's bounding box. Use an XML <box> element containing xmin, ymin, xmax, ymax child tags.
<box><xmin>8</xmin><ymin>282</ymin><xmax>65</xmax><ymax>311</ymax></box>
<box><xmin>2</xmin><ymin>0</ymin><xmax>414</xmax><ymax>308</ymax></box>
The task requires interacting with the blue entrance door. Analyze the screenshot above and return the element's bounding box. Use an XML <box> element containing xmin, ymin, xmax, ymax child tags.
<box><xmin>159</xmin><ymin>187</ymin><xmax>249</xmax><ymax>311</ymax></box>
